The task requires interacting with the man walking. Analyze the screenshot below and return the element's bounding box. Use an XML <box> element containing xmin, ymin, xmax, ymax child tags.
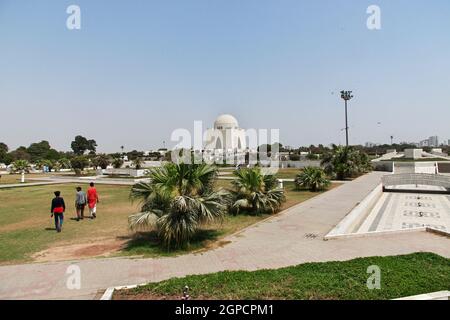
<box><xmin>50</xmin><ymin>191</ymin><xmax>66</xmax><ymax>232</ymax></box>
<box><xmin>87</xmin><ymin>182</ymin><xmax>99</xmax><ymax>219</ymax></box>
<box><xmin>75</xmin><ymin>186</ymin><xmax>87</xmax><ymax>221</ymax></box>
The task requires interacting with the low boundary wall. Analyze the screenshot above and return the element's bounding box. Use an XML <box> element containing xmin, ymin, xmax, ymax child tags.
<box><xmin>325</xmin><ymin>184</ymin><xmax>383</xmax><ymax>238</ymax></box>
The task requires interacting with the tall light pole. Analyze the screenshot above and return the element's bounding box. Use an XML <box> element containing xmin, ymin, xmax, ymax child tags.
<box><xmin>340</xmin><ymin>90</ymin><xmax>354</xmax><ymax>147</ymax></box>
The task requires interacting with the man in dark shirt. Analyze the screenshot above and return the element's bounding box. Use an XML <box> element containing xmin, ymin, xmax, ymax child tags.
<box><xmin>51</xmin><ymin>191</ymin><xmax>66</xmax><ymax>232</ymax></box>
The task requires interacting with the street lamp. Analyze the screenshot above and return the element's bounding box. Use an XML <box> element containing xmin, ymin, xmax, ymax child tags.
<box><xmin>340</xmin><ymin>90</ymin><xmax>354</xmax><ymax>147</ymax></box>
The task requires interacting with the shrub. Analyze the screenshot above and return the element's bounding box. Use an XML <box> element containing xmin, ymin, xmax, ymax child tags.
<box><xmin>294</xmin><ymin>167</ymin><xmax>330</xmax><ymax>191</ymax></box>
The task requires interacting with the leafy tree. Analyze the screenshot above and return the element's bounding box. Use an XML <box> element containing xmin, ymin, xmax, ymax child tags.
<box><xmin>25</xmin><ymin>140</ymin><xmax>60</xmax><ymax>162</ymax></box>
<box><xmin>0</xmin><ymin>142</ymin><xmax>8</xmax><ymax>154</ymax></box>
<box><xmin>147</xmin><ymin>151</ymin><xmax>163</xmax><ymax>160</ymax></box>
<box><xmin>306</xmin><ymin>153</ymin><xmax>318</xmax><ymax>160</ymax></box>
<box><xmin>70</xmin><ymin>156</ymin><xmax>90</xmax><ymax>175</ymax></box>
<box><xmin>230</xmin><ymin>167</ymin><xmax>285</xmax><ymax>215</ymax></box>
<box><xmin>127</xmin><ymin>150</ymin><xmax>145</xmax><ymax>161</ymax></box>
<box><xmin>9</xmin><ymin>146</ymin><xmax>31</xmax><ymax>161</ymax></box>
<box><xmin>321</xmin><ymin>145</ymin><xmax>371</xmax><ymax>180</ymax></box>
<box><xmin>71</xmin><ymin>135</ymin><xmax>97</xmax><ymax>155</ymax></box>
<box><xmin>0</xmin><ymin>142</ymin><xmax>8</xmax><ymax>164</ymax></box>
<box><xmin>294</xmin><ymin>167</ymin><xmax>330</xmax><ymax>192</ymax></box>
<box><xmin>92</xmin><ymin>154</ymin><xmax>110</xmax><ymax>169</ymax></box>
<box><xmin>112</xmin><ymin>158</ymin><xmax>124</xmax><ymax>169</ymax></box>
<box><xmin>45</xmin><ymin>148</ymin><xmax>61</xmax><ymax>161</ymax></box>
<box><xmin>110</xmin><ymin>152</ymin><xmax>122</xmax><ymax>159</ymax></box>
<box><xmin>257</xmin><ymin>143</ymin><xmax>283</xmax><ymax>154</ymax></box>
<box><xmin>128</xmin><ymin>163</ymin><xmax>228</xmax><ymax>248</ymax></box>
<box><xmin>27</xmin><ymin>140</ymin><xmax>51</xmax><ymax>162</ymax></box>
<box><xmin>1</xmin><ymin>153</ymin><xmax>13</xmax><ymax>165</ymax></box>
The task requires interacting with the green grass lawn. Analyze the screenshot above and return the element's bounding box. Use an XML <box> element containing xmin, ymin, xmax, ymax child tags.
<box><xmin>0</xmin><ymin>183</ymin><xmax>138</xmax><ymax>264</ymax></box>
<box><xmin>114</xmin><ymin>252</ymin><xmax>450</xmax><ymax>300</ymax></box>
<box><xmin>275</xmin><ymin>168</ymin><xmax>302</xmax><ymax>179</ymax></box>
<box><xmin>0</xmin><ymin>179</ymin><xmax>338</xmax><ymax>264</ymax></box>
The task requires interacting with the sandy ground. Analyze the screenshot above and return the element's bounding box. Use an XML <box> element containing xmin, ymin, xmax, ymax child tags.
<box><xmin>31</xmin><ymin>238</ymin><xmax>126</xmax><ymax>262</ymax></box>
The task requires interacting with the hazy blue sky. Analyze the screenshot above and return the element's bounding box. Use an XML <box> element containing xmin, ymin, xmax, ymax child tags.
<box><xmin>1</xmin><ymin>0</ymin><xmax>449</xmax><ymax>152</ymax></box>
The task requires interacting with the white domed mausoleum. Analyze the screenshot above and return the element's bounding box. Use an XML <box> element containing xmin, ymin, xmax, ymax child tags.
<box><xmin>204</xmin><ymin>114</ymin><xmax>247</xmax><ymax>152</ymax></box>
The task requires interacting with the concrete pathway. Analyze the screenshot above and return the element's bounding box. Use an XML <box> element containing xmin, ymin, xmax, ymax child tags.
<box><xmin>0</xmin><ymin>172</ymin><xmax>448</xmax><ymax>299</ymax></box>
<box><xmin>0</xmin><ymin>177</ymin><xmax>139</xmax><ymax>189</ymax></box>
<box><xmin>0</xmin><ymin>181</ymin><xmax>71</xmax><ymax>189</ymax></box>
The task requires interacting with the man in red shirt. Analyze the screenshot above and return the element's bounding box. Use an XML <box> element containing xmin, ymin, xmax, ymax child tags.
<box><xmin>87</xmin><ymin>182</ymin><xmax>99</xmax><ymax>219</ymax></box>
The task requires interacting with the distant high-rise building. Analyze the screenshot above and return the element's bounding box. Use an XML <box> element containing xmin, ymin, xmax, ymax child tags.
<box><xmin>419</xmin><ymin>136</ymin><xmax>439</xmax><ymax>147</ymax></box>
<box><xmin>428</xmin><ymin>136</ymin><xmax>439</xmax><ymax>147</ymax></box>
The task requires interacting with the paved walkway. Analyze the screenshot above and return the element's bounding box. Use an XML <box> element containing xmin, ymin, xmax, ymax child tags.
<box><xmin>0</xmin><ymin>181</ymin><xmax>71</xmax><ymax>189</ymax></box>
<box><xmin>0</xmin><ymin>177</ymin><xmax>138</xmax><ymax>189</ymax></box>
<box><xmin>0</xmin><ymin>172</ymin><xmax>448</xmax><ymax>299</ymax></box>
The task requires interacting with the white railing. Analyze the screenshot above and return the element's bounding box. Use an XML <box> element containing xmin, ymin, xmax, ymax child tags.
<box><xmin>382</xmin><ymin>173</ymin><xmax>450</xmax><ymax>189</ymax></box>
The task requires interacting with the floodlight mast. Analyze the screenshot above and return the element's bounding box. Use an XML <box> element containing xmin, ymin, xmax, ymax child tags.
<box><xmin>340</xmin><ymin>90</ymin><xmax>354</xmax><ymax>147</ymax></box>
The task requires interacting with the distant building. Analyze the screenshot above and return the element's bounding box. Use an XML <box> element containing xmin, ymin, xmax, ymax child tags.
<box><xmin>419</xmin><ymin>136</ymin><xmax>439</xmax><ymax>148</ymax></box>
<box><xmin>203</xmin><ymin>114</ymin><xmax>249</xmax><ymax>164</ymax></box>
<box><xmin>365</xmin><ymin>142</ymin><xmax>378</xmax><ymax>148</ymax></box>
<box><xmin>429</xmin><ymin>136</ymin><xmax>439</xmax><ymax>147</ymax></box>
<box><xmin>204</xmin><ymin>114</ymin><xmax>247</xmax><ymax>152</ymax></box>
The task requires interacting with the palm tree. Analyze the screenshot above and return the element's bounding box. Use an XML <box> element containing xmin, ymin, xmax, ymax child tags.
<box><xmin>58</xmin><ymin>158</ymin><xmax>71</xmax><ymax>170</ymax></box>
<box><xmin>11</xmin><ymin>160</ymin><xmax>31</xmax><ymax>173</ymax></box>
<box><xmin>294</xmin><ymin>167</ymin><xmax>330</xmax><ymax>192</ymax></box>
<box><xmin>230</xmin><ymin>167</ymin><xmax>285</xmax><ymax>215</ymax></box>
<box><xmin>132</xmin><ymin>157</ymin><xmax>143</xmax><ymax>170</ymax></box>
<box><xmin>321</xmin><ymin>144</ymin><xmax>371</xmax><ymax>180</ymax></box>
<box><xmin>34</xmin><ymin>160</ymin><xmax>46</xmax><ymax>171</ymax></box>
<box><xmin>128</xmin><ymin>163</ymin><xmax>228</xmax><ymax>248</ymax></box>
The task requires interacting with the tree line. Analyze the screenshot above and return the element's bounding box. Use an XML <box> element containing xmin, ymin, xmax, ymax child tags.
<box><xmin>0</xmin><ymin>135</ymin><xmax>166</xmax><ymax>174</ymax></box>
